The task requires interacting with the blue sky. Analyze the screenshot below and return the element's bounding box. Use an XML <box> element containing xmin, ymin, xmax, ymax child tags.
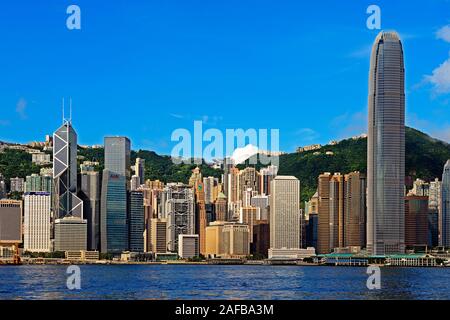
<box><xmin>0</xmin><ymin>0</ymin><xmax>449</xmax><ymax>155</ymax></box>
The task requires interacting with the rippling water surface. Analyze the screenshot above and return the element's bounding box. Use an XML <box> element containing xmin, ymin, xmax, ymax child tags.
<box><xmin>0</xmin><ymin>265</ymin><xmax>449</xmax><ymax>300</ymax></box>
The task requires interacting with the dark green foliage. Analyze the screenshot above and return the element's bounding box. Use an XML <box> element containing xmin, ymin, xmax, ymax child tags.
<box><xmin>8</xmin><ymin>191</ymin><xmax>23</xmax><ymax>200</ymax></box>
<box><xmin>2</xmin><ymin>127</ymin><xmax>449</xmax><ymax>205</ymax></box>
<box><xmin>278</xmin><ymin>127</ymin><xmax>450</xmax><ymax>202</ymax></box>
<box><xmin>0</xmin><ymin>149</ymin><xmax>41</xmax><ymax>189</ymax></box>
<box><xmin>77</xmin><ymin>148</ymin><xmax>223</xmax><ymax>184</ymax></box>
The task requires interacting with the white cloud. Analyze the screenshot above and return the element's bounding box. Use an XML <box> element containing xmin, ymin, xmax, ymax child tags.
<box><xmin>437</xmin><ymin>25</ymin><xmax>450</xmax><ymax>43</ymax></box>
<box><xmin>425</xmin><ymin>55</ymin><xmax>450</xmax><ymax>94</ymax></box>
<box><xmin>231</xmin><ymin>144</ymin><xmax>258</xmax><ymax>165</ymax></box>
<box><xmin>169</xmin><ymin>113</ymin><xmax>184</xmax><ymax>119</ymax></box>
<box><xmin>16</xmin><ymin>98</ymin><xmax>27</xmax><ymax>119</ymax></box>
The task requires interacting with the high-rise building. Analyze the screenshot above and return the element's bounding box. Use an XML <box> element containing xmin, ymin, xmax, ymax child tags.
<box><xmin>429</xmin><ymin>178</ymin><xmax>441</xmax><ymax>214</ymax></box>
<box><xmin>129</xmin><ymin>191</ymin><xmax>145</xmax><ymax>252</ymax></box>
<box><xmin>150</xmin><ymin>218</ymin><xmax>167</xmax><ymax>253</ymax></box>
<box><xmin>135</xmin><ymin>158</ymin><xmax>145</xmax><ymax>185</ymax></box>
<box><xmin>428</xmin><ymin>178</ymin><xmax>441</xmax><ymax>247</ymax></box>
<box><xmin>227</xmin><ymin>167</ymin><xmax>239</xmax><ymax>205</ymax></box>
<box><xmin>10</xmin><ymin>177</ymin><xmax>24</xmax><ymax>193</ymax></box>
<box><xmin>165</xmin><ymin>184</ymin><xmax>195</xmax><ymax>253</ymax></box>
<box><xmin>0</xmin><ymin>199</ymin><xmax>22</xmax><ymax>244</ymax></box>
<box><xmin>101</xmin><ymin>137</ymin><xmax>131</xmax><ymax>254</ymax></box>
<box><xmin>251</xmin><ymin>195</ymin><xmax>269</xmax><ymax>221</ymax></box>
<box><xmin>203</xmin><ymin>176</ymin><xmax>218</xmax><ymax>204</ymax></box>
<box><xmin>252</xmin><ymin>220</ymin><xmax>269</xmax><ymax>257</ymax></box>
<box><xmin>101</xmin><ymin>171</ymin><xmax>128</xmax><ymax>253</ymax></box>
<box><xmin>344</xmin><ymin>172</ymin><xmax>366</xmax><ymax>248</ymax></box>
<box><xmin>441</xmin><ymin>160</ymin><xmax>450</xmax><ymax>247</ymax></box>
<box><xmin>317</xmin><ymin>172</ymin><xmax>366</xmax><ymax>254</ymax></box>
<box><xmin>25</xmin><ymin>174</ymin><xmax>53</xmax><ymax>193</ymax></box>
<box><xmin>195</xmin><ymin>182</ymin><xmax>207</xmax><ymax>255</ymax></box>
<box><xmin>130</xmin><ymin>175</ymin><xmax>140</xmax><ymax>191</ymax></box>
<box><xmin>240</xmin><ymin>206</ymin><xmax>259</xmax><ymax>238</ymax></box>
<box><xmin>188</xmin><ymin>167</ymin><xmax>202</xmax><ymax>187</ymax></box>
<box><xmin>367</xmin><ymin>31</ymin><xmax>405</xmax><ymax>255</ymax></box>
<box><xmin>270</xmin><ymin>176</ymin><xmax>301</xmax><ymax>251</ymax></box>
<box><xmin>306</xmin><ymin>212</ymin><xmax>318</xmax><ymax>249</ymax></box>
<box><xmin>104</xmin><ymin>137</ymin><xmax>131</xmax><ymax>179</ymax></box>
<box><xmin>214</xmin><ymin>192</ymin><xmax>228</xmax><ymax>221</ymax></box>
<box><xmin>222</xmin><ymin>223</ymin><xmax>250</xmax><ymax>257</ymax></box>
<box><xmin>222</xmin><ymin>157</ymin><xmax>234</xmax><ymax>199</ymax></box>
<box><xmin>205</xmin><ymin>221</ymin><xmax>225</xmax><ymax>258</ymax></box>
<box><xmin>305</xmin><ymin>191</ymin><xmax>319</xmax><ymax>221</ymax></box>
<box><xmin>260</xmin><ymin>165</ymin><xmax>278</xmax><ymax>195</ymax></box>
<box><xmin>404</xmin><ymin>196</ymin><xmax>429</xmax><ymax>247</ymax></box>
<box><xmin>178</xmin><ymin>234</ymin><xmax>199</xmax><ymax>259</ymax></box>
<box><xmin>317</xmin><ymin>173</ymin><xmax>333</xmax><ymax>254</ymax></box>
<box><xmin>79</xmin><ymin>171</ymin><xmax>101</xmax><ymax>251</ymax></box>
<box><xmin>238</xmin><ymin>167</ymin><xmax>260</xmax><ymax>202</ymax></box>
<box><xmin>24</xmin><ymin>192</ymin><xmax>51</xmax><ymax>252</ymax></box>
<box><xmin>53</xmin><ymin>118</ymin><xmax>83</xmax><ymax>219</ymax></box>
<box><xmin>54</xmin><ymin>217</ymin><xmax>87</xmax><ymax>251</ymax></box>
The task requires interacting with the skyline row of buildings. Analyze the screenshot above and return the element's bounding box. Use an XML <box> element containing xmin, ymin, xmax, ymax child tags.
<box><xmin>0</xmin><ymin>31</ymin><xmax>450</xmax><ymax>262</ymax></box>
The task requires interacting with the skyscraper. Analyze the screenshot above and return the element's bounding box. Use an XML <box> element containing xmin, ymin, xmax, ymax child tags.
<box><xmin>129</xmin><ymin>190</ymin><xmax>145</xmax><ymax>252</ymax></box>
<box><xmin>79</xmin><ymin>171</ymin><xmax>101</xmax><ymax>251</ymax></box>
<box><xmin>195</xmin><ymin>182</ymin><xmax>207</xmax><ymax>255</ymax></box>
<box><xmin>53</xmin><ymin>118</ymin><xmax>83</xmax><ymax>219</ymax></box>
<box><xmin>367</xmin><ymin>31</ymin><xmax>406</xmax><ymax>255</ymax></box>
<box><xmin>135</xmin><ymin>158</ymin><xmax>145</xmax><ymax>185</ymax></box>
<box><xmin>441</xmin><ymin>160</ymin><xmax>450</xmax><ymax>247</ymax></box>
<box><xmin>0</xmin><ymin>199</ymin><xmax>22</xmax><ymax>244</ymax></box>
<box><xmin>150</xmin><ymin>218</ymin><xmax>167</xmax><ymax>253</ymax></box>
<box><xmin>269</xmin><ymin>176</ymin><xmax>301</xmax><ymax>251</ymax></box>
<box><xmin>260</xmin><ymin>165</ymin><xmax>278</xmax><ymax>196</ymax></box>
<box><xmin>101</xmin><ymin>171</ymin><xmax>128</xmax><ymax>253</ymax></box>
<box><xmin>101</xmin><ymin>137</ymin><xmax>131</xmax><ymax>254</ymax></box>
<box><xmin>24</xmin><ymin>192</ymin><xmax>51</xmax><ymax>253</ymax></box>
<box><xmin>165</xmin><ymin>183</ymin><xmax>195</xmax><ymax>253</ymax></box>
<box><xmin>104</xmin><ymin>137</ymin><xmax>131</xmax><ymax>179</ymax></box>
<box><xmin>317</xmin><ymin>172</ymin><xmax>366</xmax><ymax>254</ymax></box>
<box><xmin>344</xmin><ymin>172</ymin><xmax>366</xmax><ymax>249</ymax></box>
<box><xmin>54</xmin><ymin>217</ymin><xmax>87</xmax><ymax>251</ymax></box>
<box><xmin>317</xmin><ymin>172</ymin><xmax>339</xmax><ymax>254</ymax></box>
<box><xmin>214</xmin><ymin>192</ymin><xmax>228</xmax><ymax>221</ymax></box>
<box><xmin>404</xmin><ymin>195</ymin><xmax>429</xmax><ymax>247</ymax></box>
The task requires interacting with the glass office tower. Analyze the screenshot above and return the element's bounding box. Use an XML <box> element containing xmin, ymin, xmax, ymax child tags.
<box><xmin>367</xmin><ymin>31</ymin><xmax>405</xmax><ymax>255</ymax></box>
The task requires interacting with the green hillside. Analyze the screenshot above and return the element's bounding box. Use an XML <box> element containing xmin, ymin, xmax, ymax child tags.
<box><xmin>77</xmin><ymin>148</ymin><xmax>221</xmax><ymax>185</ymax></box>
<box><xmin>1</xmin><ymin>127</ymin><xmax>449</xmax><ymax>203</ymax></box>
<box><xmin>278</xmin><ymin>127</ymin><xmax>450</xmax><ymax>201</ymax></box>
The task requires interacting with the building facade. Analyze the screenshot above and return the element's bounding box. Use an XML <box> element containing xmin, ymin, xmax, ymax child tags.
<box><xmin>79</xmin><ymin>171</ymin><xmax>101</xmax><ymax>251</ymax></box>
<box><xmin>24</xmin><ymin>192</ymin><xmax>51</xmax><ymax>252</ymax></box>
<box><xmin>129</xmin><ymin>191</ymin><xmax>145</xmax><ymax>252</ymax></box>
<box><xmin>270</xmin><ymin>176</ymin><xmax>301</xmax><ymax>251</ymax></box>
<box><xmin>441</xmin><ymin>160</ymin><xmax>450</xmax><ymax>247</ymax></box>
<box><xmin>367</xmin><ymin>31</ymin><xmax>406</xmax><ymax>255</ymax></box>
<box><xmin>178</xmin><ymin>234</ymin><xmax>199</xmax><ymax>259</ymax></box>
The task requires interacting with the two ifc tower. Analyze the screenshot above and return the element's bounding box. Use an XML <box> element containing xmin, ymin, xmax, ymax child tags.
<box><xmin>367</xmin><ymin>31</ymin><xmax>406</xmax><ymax>255</ymax></box>
<box><xmin>51</xmin><ymin>31</ymin><xmax>408</xmax><ymax>256</ymax></box>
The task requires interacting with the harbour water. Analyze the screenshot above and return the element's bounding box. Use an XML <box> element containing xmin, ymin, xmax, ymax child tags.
<box><xmin>0</xmin><ymin>265</ymin><xmax>449</xmax><ymax>300</ymax></box>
